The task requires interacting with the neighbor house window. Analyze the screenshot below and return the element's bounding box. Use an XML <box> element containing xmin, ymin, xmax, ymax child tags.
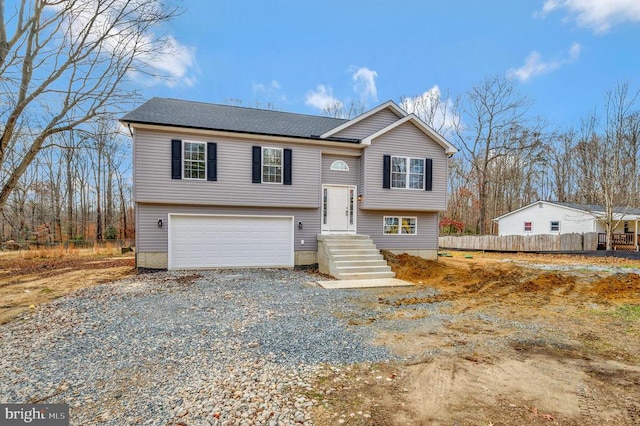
<box><xmin>391</xmin><ymin>157</ymin><xmax>424</xmax><ymax>189</ymax></box>
<box><xmin>384</xmin><ymin>217</ymin><xmax>417</xmax><ymax>235</ymax></box>
<box><xmin>183</xmin><ymin>141</ymin><xmax>206</xmax><ymax>179</ymax></box>
<box><xmin>262</xmin><ymin>147</ymin><xmax>282</xmax><ymax>183</ymax></box>
<box><xmin>550</xmin><ymin>221</ymin><xmax>560</xmax><ymax>232</ymax></box>
<box><xmin>524</xmin><ymin>222</ymin><xmax>532</xmax><ymax>232</ymax></box>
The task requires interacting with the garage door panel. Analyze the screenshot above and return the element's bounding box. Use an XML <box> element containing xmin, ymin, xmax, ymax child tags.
<box><xmin>169</xmin><ymin>215</ymin><xmax>293</xmax><ymax>269</ymax></box>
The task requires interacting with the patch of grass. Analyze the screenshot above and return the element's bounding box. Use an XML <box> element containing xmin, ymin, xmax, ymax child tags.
<box><xmin>608</xmin><ymin>305</ymin><xmax>640</xmax><ymax>321</ymax></box>
<box><xmin>40</xmin><ymin>287</ymin><xmax>53</xmax><ymax>293</ymax></box>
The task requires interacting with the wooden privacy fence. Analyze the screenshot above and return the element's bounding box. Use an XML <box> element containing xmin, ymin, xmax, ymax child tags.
<box><xmin>439</xmin><ymin>233</ymin><xmax>598</xmax><ymax>252</ymax></box>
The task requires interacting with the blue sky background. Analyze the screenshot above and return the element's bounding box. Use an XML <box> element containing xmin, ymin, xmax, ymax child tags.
<box><xmin>139</xmin><ymin>0</ymin><xmax>639</xmax><ymax>129</ymax></box>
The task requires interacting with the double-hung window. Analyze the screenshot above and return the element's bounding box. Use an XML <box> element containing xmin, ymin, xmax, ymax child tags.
<box><xmin>262</xmin><ymin>147</ymin><xmax>283</xmax><ymax>184</ymax></box>
<box><xmin>524</xmin><ymin>222</ymin><xmax>532</xmax><ymax>232</ymax></box>
<box><xmin>391</xmin><ymin>157</ymin><xmax>425</xmax><ymax>189</ymax></box>
<box><xmin>550</xmin><ymin>221</ymin><xmax>560</xmax><ymax>232</ymax></box>
<box><xmin>183</xmin><ymin>141</ymin><xmax>206</xmax><ymax>180</ymax></box>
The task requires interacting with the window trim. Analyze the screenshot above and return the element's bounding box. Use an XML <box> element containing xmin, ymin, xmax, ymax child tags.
<box><xmin>383</xmin><ymin>216</ymin><xmax>418</xmax><ymax>235</ymax></box>
<box><xmin>182</xmin><ymin>140</ymin><xmax>206</xmax><ymax>180</ymax></box>
<box><xmin>524</xmin><ymin>221</ymin><xmax>532</xmax><ymax>232</ymax></box>
<box><xmin>550</xmin><ymin>221</ymin><xmax>560</xmax><ymax>232</ymax></box>
<box><xmin>261</xmin><ymin>147</ymin><xmax>283</xmax><ymax>184</ymax></box>
<box><xmin>391</xmin><ymin>156</ymin><xmax>425</xmax><ymax>190</ymax></box>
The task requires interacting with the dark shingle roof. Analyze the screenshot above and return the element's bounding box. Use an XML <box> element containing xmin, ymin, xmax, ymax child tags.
<box><xmin>547</xmin><ymin>201</ymin><xmax>640</xmax><ymax>215</ymax></box>
<box><xmin>121</xmin><ymin>97</ymin><xmax>351</xmax><ymax>140</ymax></box>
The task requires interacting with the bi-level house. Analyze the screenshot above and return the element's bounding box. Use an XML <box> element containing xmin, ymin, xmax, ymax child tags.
<box><xmin>121</xmin><ymin>98</ymin><xmax>457</xmax><ymax>278</ymax></box>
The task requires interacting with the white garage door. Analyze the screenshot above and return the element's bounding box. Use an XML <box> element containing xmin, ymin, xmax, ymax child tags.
<box><xmin>168</xmin><ymin>214</ymin><xmax>294</xmax><ymax>270</ymax></box>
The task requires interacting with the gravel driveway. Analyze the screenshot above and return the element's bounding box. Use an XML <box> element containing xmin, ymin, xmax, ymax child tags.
<box><xmin>0</xmin><ymin>269</ymin><xmax>441</xmax><ymax>425</ymax></box>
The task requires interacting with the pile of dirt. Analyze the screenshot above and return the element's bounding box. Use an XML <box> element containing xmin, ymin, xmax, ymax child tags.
<box><xmin>589</xmin><ymin>273</ymin><xmax>640</xmax><ymax>300</ymax></box>
<box><xmin>381</xmin><ymin>250</ymin><xmax>449</xmax><ymax>282</ymax></box>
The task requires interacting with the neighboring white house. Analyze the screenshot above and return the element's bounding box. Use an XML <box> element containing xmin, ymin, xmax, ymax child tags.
<box><xmin>493</xmin><ymin>201</ymin><xmax>640</xmax><ymax>241</ymax></box>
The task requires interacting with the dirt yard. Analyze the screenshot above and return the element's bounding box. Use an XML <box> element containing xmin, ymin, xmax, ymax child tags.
<box><xmin>309</xmin><ymin>251</ymin><xmax>640</xmax><ymax>425</ymax></box>
<box><xmin>0</xmin><ymin>248</ymin><xmax>135</xmax><ymax>324</ymax></box>
<box><xmin>2</xmin><ymin>249</ymin><xmax>639</xmax><ymax>425</ymax></box>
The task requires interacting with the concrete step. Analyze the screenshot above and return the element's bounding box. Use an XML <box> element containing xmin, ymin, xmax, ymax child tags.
<box><xmin>334</xmin><ymin>265</ymin><xmax>392</xmax><ymax>274</ymax></box>
<box><xmin>335</xmin><ymin>271</ymin><xmax>396</xmax><ymax>280</ymax></box>
<box><xmin>332</xmin><ymin>253</ymin><xmax>384</xmax><ymax>261</ymax></box>
<box><xmin>334</xmin><ymin>259</ymin><xmax>389</xmax><ymax>267</ymax></box>
<box><xmin>328</xmin><ymin>248</ymin><xmax>381</xmax><ymax>256</ymax></box>
<box><xmin>325</xmin><ymin>243</ymin><xmax>377</xmax><ymax>249</ymax></box>
<box><xmin>320</xmin><ymin>234</ymin><xmax>370</xmax><ymax>240</ymax></box>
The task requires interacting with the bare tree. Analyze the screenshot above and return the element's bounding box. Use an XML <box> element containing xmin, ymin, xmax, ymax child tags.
<box><xmin>322</xmin><ymin>100</ymin><xmax>366</xmax><ymax>119</ymax></box>
<box><xmin>0</xmin><ymin>0</ymin><xmax>181</xmax><ymax>212</ymax></box>
<box><xmin>595</xmin><ymin>81</ymin><xmax>638</xmax><ymax>249</ymax></box>
<box><xmin>400</xmin><ymin>87</ymin><xmax>455</xmax><ymax>137</ymax></box>
<box><xmin>453</xmin><ymin>74</ymin><xmax>540</xmax><ymax>234</ymax></box>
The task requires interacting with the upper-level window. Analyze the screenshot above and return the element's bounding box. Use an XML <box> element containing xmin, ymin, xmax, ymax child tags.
<box><xmin>183</xmin><ymin>141</ymin><xmax>206</xmax><ymax>180</ymax></box>
<box><xmin>524</xmin><ymin>222</ymin><xmax>532</xmax><ymax>232</ymax></box>
<box><xmin>550</xmin><ymin>221</ymin><xmax>560</xmax><ymax>232</ymax></box>
<box><xmin>262</xmin><ymin>147</ymin><xmax>283</xmax><ymax>184</ymax></box>
<box><xmin>391</xmin><ymin>156</ymin><xmax>424</xmax><ymax>189</ymax></box>
<box><xmin>330</xmin><ymin>160</ymin><xmax>349</xmax><ymax>171</ymax></box>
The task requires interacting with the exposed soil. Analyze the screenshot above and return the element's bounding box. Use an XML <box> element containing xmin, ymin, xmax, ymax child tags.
<box><xmin>0</xmin><ymin>251</ymin><xmax>135</xmax><ymax>324</ymax></box>
<box><xmin>310</xmin><ymin>251</ymin><xmax>640</xmax><ymax>425</ymax></box>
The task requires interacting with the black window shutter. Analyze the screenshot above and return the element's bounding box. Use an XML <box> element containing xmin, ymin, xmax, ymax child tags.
<box><xmin>382</xmin><ymin>155</ymin><xmax>391</xmax><ymax>189</ymax></box>
<box><xmin>425</xmin><ymin>158</ymin><xmax>433</xmax><ymax>191</ymax></box>
<box><xmin>171</xmin><ymin>139</ymin><xmax>182</xmax><ymax>179</ymax></box>
<box><xmin>283</xmin><ymin>148</ymin><xmax>292</xmax><ymax>185</ymax></box>
<box><xmin>252</xmin><ymin>146</ymin><xmax>262</xmax><ymax>183</ymax></box>
<box><xmin>207</xmin><ymin>142</ymin><xmax>217</xmax><ymax>181</ymax></box>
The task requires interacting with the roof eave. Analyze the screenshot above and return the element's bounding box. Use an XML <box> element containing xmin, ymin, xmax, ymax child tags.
<box><xmin>121</xmin><ymin>120</ymin><xmax>364</xmax><ymax>147</ymax></box>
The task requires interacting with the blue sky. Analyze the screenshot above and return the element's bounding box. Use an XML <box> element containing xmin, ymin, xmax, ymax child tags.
<box><xmin>141</xmin><ymin>0</ymin><xmax>639</xmax><ymax>129</ymax></box>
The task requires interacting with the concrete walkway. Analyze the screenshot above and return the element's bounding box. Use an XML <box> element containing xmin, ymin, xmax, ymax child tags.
<box><xmin>314</xmin><ymin>278</ymin><xmax>414</xmax><ymax>289</ymax></box>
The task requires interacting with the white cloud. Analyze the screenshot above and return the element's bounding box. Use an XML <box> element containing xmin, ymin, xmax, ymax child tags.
<box><xmin>537</xmin><ymin>0</ymin><xmax>640</xmax><ymax>33</ymax></box>
<box><xmin>49</xmin><ymin>0</ymin><xmax>197</xmax><ymax>88</ymax></box>
<box><xmin>350</xmin><ymin>66</ymin><xmax>378</xmax><ymax>104</ymax></box>
<box><xmin>305</xmin><ymin>85</ymin><xmax>342</xmax><ymax>111</ymax></box>
<box><xmin>401</xmin><ymin>85</ymin><xmax>458</xmax><ymax>137</ymax></box>
<box><xmin>508</xmin><ymin>42</ymin><xmax>581</xmax><ymax>82</ymax></box>
<box><xmin>252</xmin><ymin>80</ymin><xmax>287</xmax><ymax>102</ymax></box>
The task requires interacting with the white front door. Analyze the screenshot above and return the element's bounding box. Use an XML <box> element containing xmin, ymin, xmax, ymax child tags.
<box><xmin>322</xmin><ymin>185</ymin><xmax>356</xmax><ymax>233</ymax></box>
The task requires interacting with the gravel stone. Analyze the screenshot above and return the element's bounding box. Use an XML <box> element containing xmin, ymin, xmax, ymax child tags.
<box><xmin>0</xmin><ymin>268</ymin><xmax>423</xmax><ymax>425</ymax></box>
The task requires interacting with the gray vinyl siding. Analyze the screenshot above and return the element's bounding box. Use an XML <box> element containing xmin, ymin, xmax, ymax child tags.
<box><xmin>321</xmin><ymin>155</ymin><xmax>360</xmax><ymax>186</ymax></box>
<box><xmin>137</xmin><ymin>203</ymin><xmax>320</xmax><ymax>252</ymax></box>
<box><xmin>134</xmin><ymin>129</ymin><xmax>320</xmax><ymax>208</ymax></box>
<box><xmin>358</xmin><ymin>210</ymin><xmax>439</xmax><ymax>249</ymax></box>
<box><xmin>332</xmin><ymin>109</ymin><xmax>401</xmax><ymax>140</ymax></box>
<box><xmin>361</xmin><ymin>121</ymin><xmax>448</xmax><ymax>211</ymax></box>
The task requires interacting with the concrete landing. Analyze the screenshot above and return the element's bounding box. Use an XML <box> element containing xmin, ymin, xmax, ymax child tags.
<box><xmin>315</xmin><ymin>278</ymin><xmax>414</xmax><ymax>289</ymax></box>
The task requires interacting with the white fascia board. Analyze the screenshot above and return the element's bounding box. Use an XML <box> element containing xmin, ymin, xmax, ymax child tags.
<box><xmin>319</xmin><ymin>100</ymin><xmax>407</xmax><ymax>138</ymax></box>
<box><xmin>360</xmin><ymin>114</ymin><xmax>458</xmax><ymax>155</ymax></box>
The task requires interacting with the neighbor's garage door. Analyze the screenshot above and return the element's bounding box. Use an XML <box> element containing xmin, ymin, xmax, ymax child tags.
<box><xmin>168</xmin><ymin>215</ymin><xmax>294</xmax><ymax>269</ymax></box>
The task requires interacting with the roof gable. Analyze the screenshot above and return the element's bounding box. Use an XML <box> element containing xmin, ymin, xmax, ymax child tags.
<box><xmin>361</xmin><ymin>114</ymin><xmax>458</xmax><ymax>155</ymax></box>
<box><xmin>320</xmin><ymin>101</ymin><xmax>407</xmax><ymax>138</ymax></box>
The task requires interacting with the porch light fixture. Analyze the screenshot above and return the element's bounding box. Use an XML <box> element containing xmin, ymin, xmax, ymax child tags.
<box><xmin>157</xmin><ymin>219</ymin><xmax>163</xmax><ymax>228</ymax></box>
<box><xmin>298</xmin><ymin>221</ymin><xmax>303</xmax><ymax>230</ymax></box>
<box><xmin>357</xmin><ymin>194</ymin><xmax>363</xmax><ymax>202</ymax></box>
